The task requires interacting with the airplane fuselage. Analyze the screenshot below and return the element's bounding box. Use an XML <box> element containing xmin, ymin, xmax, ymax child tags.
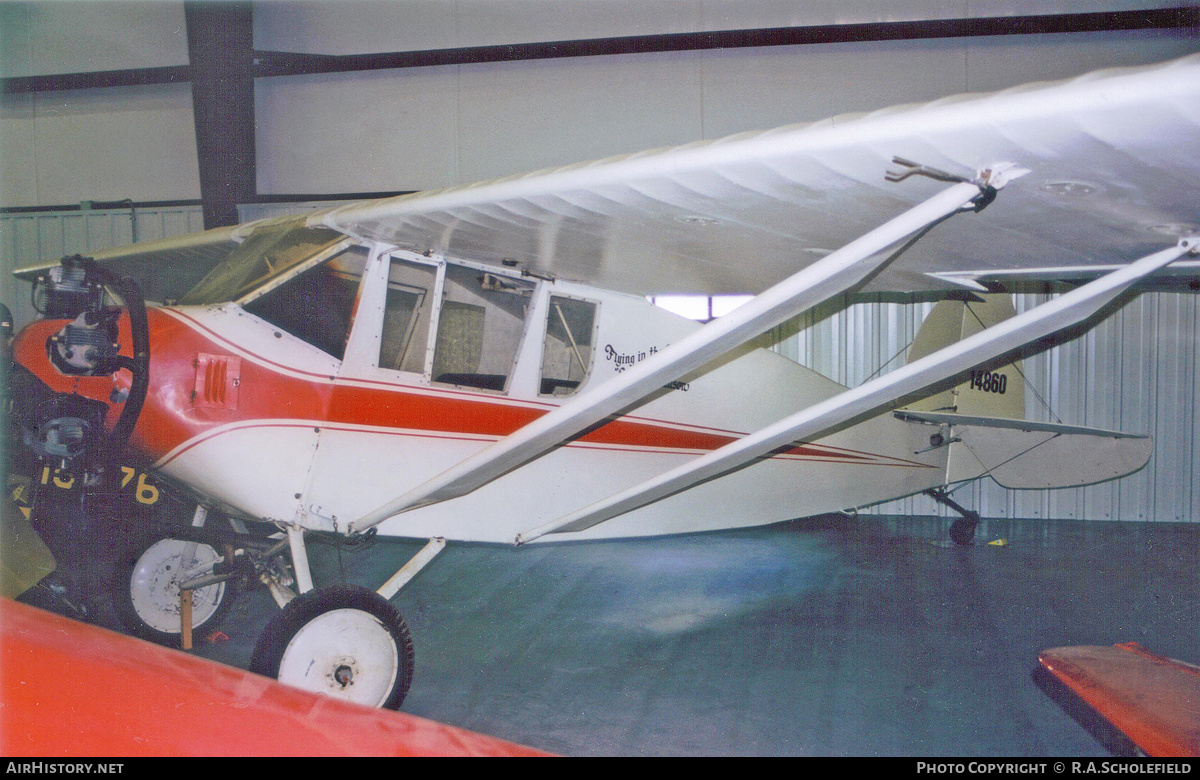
<box><xmin>12</xmin><ymin>248</ymin><xmax>949</xmax><ymax>544</ymax></box>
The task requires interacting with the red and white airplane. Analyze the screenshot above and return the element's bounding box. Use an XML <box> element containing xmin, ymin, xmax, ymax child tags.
<box><xmin>7</xmin><ymin>55</ymin><xmax>1199</xmax><ymax>711</ymax></box>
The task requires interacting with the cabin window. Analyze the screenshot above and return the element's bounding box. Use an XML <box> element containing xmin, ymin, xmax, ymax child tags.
<box><xmin>431</xmin><ymin>265</ymin><xmax>534</xmax><ymax>392</ymax></box>
<box><xmin>378</xmin><ymin>258</ymin><xmax>437</xmax><ymax>375</ymax></box>
<box><xmin>540</xmin><ymin>296</ymin><xmax>597</xmax><ymax>396</ymax></box>
<box><xmin>243</xmin><ymin>245</ymin><xmax>369</xmax><ymax>360</ymax></box>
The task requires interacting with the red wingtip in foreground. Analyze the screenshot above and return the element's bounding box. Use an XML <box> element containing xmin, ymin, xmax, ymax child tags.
<box><xmin>1038</xmin><ymin>642</ymin><xmax>1200</xmax><ymax>757</ymax></box>
<box><xmin>0</xmin><ymin>598</ymin><xmax>551</xmax><ymax>757</ymax></box>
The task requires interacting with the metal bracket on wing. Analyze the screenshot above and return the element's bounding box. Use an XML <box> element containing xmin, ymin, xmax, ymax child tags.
<box><xmin>516</xmin><ymin>235</ymin><xmax>1197</xmax><ymax>544</ymax></box>
<box><xmin>347</xmin><ymin>163</ymin><xmax>1023</xmax><ymax>534</ymax></box>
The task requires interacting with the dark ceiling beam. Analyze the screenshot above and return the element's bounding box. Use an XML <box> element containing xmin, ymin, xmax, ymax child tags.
<box><xmin>5</xmin><ymin>7</ymin><xmax>1195</xmax><ymax>94</ymax></box>
<box><xmin>1</xmin><ymin>65</ymin><xmax>191</xmax><ymax>95</ymax></box>
<box><xmin>252</xmin><ymin>7</ymin><xmax>1200</xmax><ymax>78</ymax></box>
<box><xmin>184</xmin><ymin>1</ymin><xmax>256</xmax><ymax>230</ymax></box>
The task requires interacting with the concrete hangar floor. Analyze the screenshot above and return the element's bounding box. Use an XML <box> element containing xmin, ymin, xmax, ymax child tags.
<box><xmin>20</xmin><ymin>513</ymin><xmax>1199</xmax><ymax>756</ymax></box>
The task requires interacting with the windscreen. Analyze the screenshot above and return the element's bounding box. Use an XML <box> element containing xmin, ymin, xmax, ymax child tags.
<box><xmin>179</xmin><ymin>218</ymin><xmax>347</xmax><ymax>305</ymax></box>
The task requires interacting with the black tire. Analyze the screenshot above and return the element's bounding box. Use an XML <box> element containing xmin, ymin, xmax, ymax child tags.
<box><xmin>111</xmin><ymin>534</ymin><xmax>234</xmax><ymax>646</ymax></box>
<box><xmin>949</xmin><ymin>516</ymin><xmax>979</xmax><ymax>546</ymax></box>
<box><xmin>249</xmin><ymin>585</ymin><xmax>414</xmax><ymax>710</ymax></box>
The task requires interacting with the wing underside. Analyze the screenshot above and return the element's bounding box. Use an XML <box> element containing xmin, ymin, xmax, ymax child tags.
<box><xmin>315</xmin><ymin>55</ymin><xmax>1200</xmax><ymax>297</ymax></box>
<box><xmin>1038</xmin><ymin>643</ymin><xmax>1200</xmax><ymax>757</ymax></box>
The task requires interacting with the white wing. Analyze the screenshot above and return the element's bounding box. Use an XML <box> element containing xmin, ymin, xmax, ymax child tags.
<box><xmin>12</xmin><ymin>222</ymin><xmax>256</xmax><ymax>304</ymax></box>
<box><xmin>318</xmin><ymin>55</ymin><xmax>1200</xmax><ymax>296</ymax></box>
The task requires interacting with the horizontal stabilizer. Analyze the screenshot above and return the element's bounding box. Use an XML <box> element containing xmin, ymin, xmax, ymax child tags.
<box><xmin>926</xmin><ymin>259</ymin><xmax>1200</xmax><ymax>293</ymax></box>
<box><xmin>894</xmin><ymin>410</ymin><xmax>1147</xmax><ymax>439</ymax></box>
<box><xmin>895</xmin><ymin>410</ymin><xmax>1152</xmax><ymax>490</ymax></box>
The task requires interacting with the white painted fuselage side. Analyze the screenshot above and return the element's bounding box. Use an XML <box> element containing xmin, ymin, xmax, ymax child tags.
<box><xmin>154</xmin><ymin>248</ymin><xmax>950</xmax><ymax>544</ymax></box>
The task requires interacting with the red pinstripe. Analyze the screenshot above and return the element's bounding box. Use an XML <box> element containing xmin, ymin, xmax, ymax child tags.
<box><xmin>11</xmin><ymin>308</ymin><xmax>934</xmax><ymax>471</ymax></box>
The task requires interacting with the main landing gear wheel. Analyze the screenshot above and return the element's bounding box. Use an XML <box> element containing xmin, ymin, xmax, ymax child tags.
<box><xmin>113</xmin><ymin>536</ymin><xmax>233</xmax><ymax>646</ymax></box>
<box><xmin>249</xmin><ymin>585</ymin><xmax>415</xmax><ymax>710</ymax></box>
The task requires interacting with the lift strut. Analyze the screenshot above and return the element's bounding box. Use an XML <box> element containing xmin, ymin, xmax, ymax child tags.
<box><xmin>517</xmin><ymin>235</ymin><xmax>1197</xmax><ymax>544</ymax></box>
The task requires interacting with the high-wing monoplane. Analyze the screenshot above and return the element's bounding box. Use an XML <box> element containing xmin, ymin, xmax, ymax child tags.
<box><xmin>6</xmin><ymin>55</ymin><xmax>1198</xmax><ymax>710</ymax></box>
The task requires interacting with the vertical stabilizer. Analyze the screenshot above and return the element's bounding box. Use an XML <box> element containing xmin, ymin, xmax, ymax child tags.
<box><xmin>904</xmin><ymin>295</ymin><xmax>1025</xmax><ymax>420</ymax></box>
<box><xmin>904</xmin><ymin>295</ymin><xmax>1025</xmax><ymax>485</ymax></box>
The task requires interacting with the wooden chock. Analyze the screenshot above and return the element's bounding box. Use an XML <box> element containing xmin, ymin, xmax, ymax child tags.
<box><xmin>180</xmin><ymin>588</ymin><xmax>193</xmax><ymax>650</ymax></box>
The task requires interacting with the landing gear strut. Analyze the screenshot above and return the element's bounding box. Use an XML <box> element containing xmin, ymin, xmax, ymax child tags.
<box><xmin>925</xmin><ymin>488</ymin><xmax>981</xmax><ymax>546</ymax></box>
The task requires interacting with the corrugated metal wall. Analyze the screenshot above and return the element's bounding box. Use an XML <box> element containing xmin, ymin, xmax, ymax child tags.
<box><xmin>0</xmin><ymin>206</ymin><xmax>206</xmax><ymax>328</ymax></box>
<box><xmin>4</xmin><ymin>207</ymin><xmax>1196</xmax><ymax>523</ymax></box>
<box><xmin>0</xmin><ymin>203</ymin><xmax>333</xmax><ymax>329</ymax></box>
<box><xmin>2</xmin><ymin>209</ymin><xmax>131</xmax><ymax>327</ymax></box>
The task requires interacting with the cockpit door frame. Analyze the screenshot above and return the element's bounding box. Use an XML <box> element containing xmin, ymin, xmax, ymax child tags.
<box><xmin>340</xmin><ymin>245</ymin><xmax>445</xmax><ymax>383</ymax></box>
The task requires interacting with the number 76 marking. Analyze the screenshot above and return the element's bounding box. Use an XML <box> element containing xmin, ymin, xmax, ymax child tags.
<box><xmin>119</xmin><ymin>467</ymin><xmax>160</xmax><ymax>505</ymax></box>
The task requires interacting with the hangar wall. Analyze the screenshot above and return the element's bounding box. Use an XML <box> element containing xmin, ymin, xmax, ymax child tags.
<box><xmin>0</xmin><ymin>1</ymin><xmax>199</xmax><ymax>206</ymax></box>
<box><xmin>0</xmin><ymin>205</ymin><xmax>205</xmax><ymax>326</ymax></box>
<box><xmin>4</xmin><ymin>1</ymin><xmax>1200</xmax><ymax>205</ymax></box>
<box><xmin>1</xmin><ymin>1</ymin><xmax>1197</xmax><ymax>523</ymax></box>
<box><xmin>252</xmin><ymin>24</ymin><xmax>1200</xmax><ymax>195</ymax></box>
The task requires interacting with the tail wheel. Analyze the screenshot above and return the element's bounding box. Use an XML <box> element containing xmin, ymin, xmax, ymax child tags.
<box><xmin>949</xmin><ymin>516</ymin><xmax>980</xmax><ymax>546</ymax></box>
<box><xmin>249</xmin><ymin>585</ymin><xmax>414</xmax><ymax>710</ymax></box>
<box><xmin>113</xmin><ymin>536</ymin><xmax>233</xmax><ymax>646</ymax></box>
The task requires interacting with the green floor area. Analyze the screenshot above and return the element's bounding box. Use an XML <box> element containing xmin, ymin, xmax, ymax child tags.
<box><xmin>194</xmin><ymin>515</ymin><xmax>1199</xmax><ymax>756</ymax></box>
<box><xmin>19</xmin><ymin>513</ymin><xmax>1200</xmax><ymax>756</ymax></box>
